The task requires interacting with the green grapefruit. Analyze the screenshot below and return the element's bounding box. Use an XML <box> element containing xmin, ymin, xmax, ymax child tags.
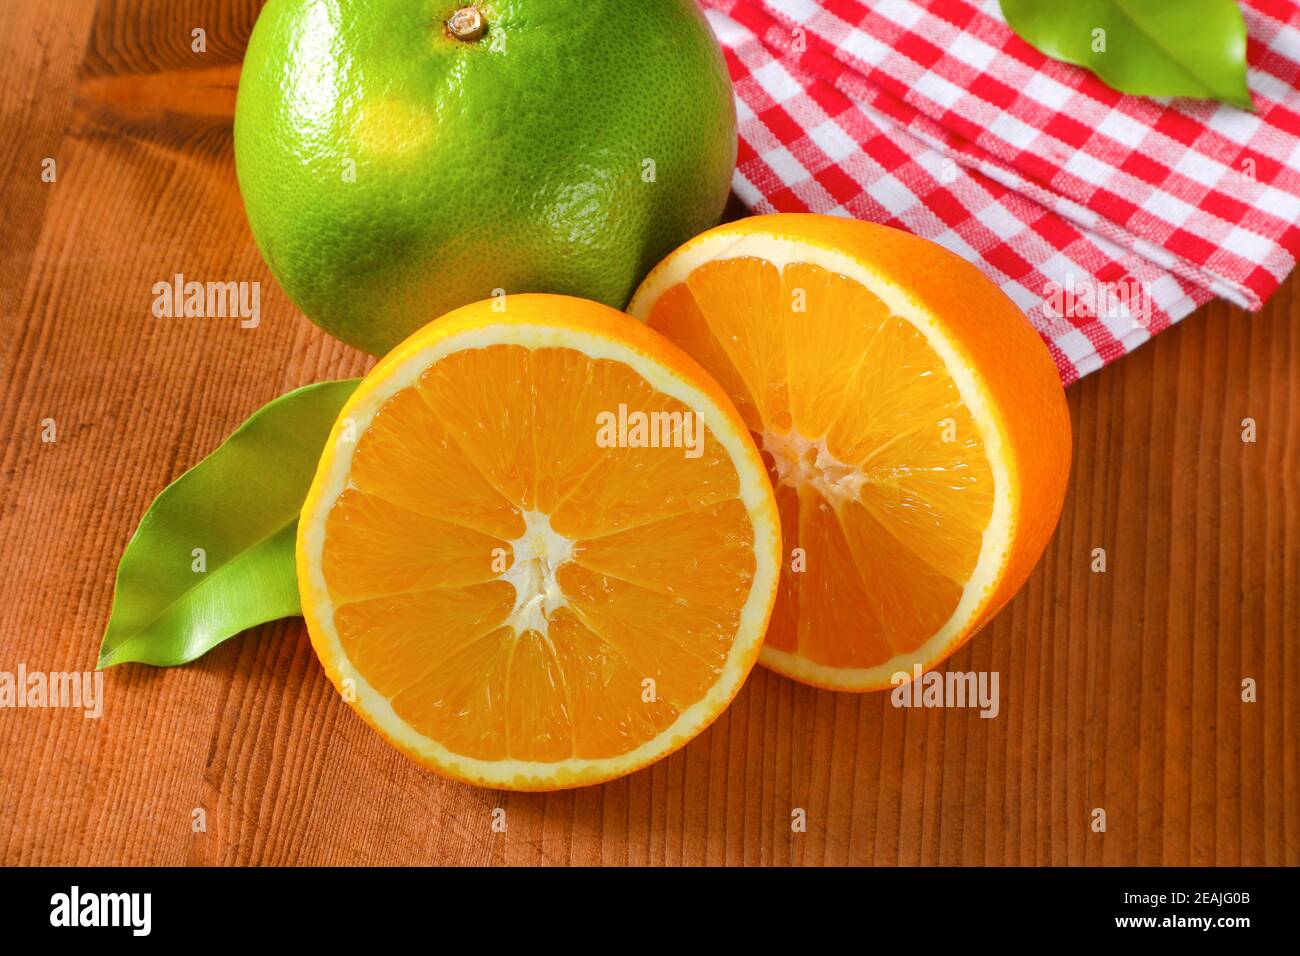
<box><xmin>233</xmin><ymin>0</ymin><xmax>737</xmax><ymax>355</ymax></box>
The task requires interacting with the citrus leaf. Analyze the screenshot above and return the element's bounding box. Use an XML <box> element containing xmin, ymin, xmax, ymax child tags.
<box><xmin>98</xmin><ymin>379</ymin><xmax>360</xmax><ymax>668</ymax></box>
<box><xmin>999</xmin><ymin>0</ymin><xmax>1252</xmax><ymax>109</ymax></box>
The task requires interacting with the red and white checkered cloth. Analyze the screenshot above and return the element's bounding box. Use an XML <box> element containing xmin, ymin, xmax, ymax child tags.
<box><xmin>698</xmin><ymin>0</ymin><xmax>1300</xmax><ymax>384</ymax></box>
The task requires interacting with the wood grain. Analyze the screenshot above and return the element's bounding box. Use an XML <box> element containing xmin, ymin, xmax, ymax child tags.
<box><xmin>0</xmin><ymin>0</ymin><xmax>1295</xmax><ymax>867</ymax></box>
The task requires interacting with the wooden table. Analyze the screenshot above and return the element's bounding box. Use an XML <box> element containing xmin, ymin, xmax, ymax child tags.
<box><xmin>2</xmin><ymin>0</ymin><xmax>1296</xmax><ymax>867</ymax></box>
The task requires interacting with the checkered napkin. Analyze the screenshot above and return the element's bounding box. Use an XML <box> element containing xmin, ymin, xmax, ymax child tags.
<box><xmin>698</xmin><ymin>0</ymin><xmax>1300</xmax><ymax>384</ymax></box>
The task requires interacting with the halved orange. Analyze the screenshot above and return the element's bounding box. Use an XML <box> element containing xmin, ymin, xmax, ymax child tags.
<box><xmin>628</xmin><ymin>214</ymin><xmax>1071</xmax><ymax>691</ymax></box>
<box><xmin>297</xmin><ymin>294</ymin><xmax>780</xmax><ymax>789</ymax></box>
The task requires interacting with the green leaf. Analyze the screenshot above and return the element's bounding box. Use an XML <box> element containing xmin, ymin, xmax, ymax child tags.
<box><xmin>1000</xmin><ymin>0</ymin><xmax>1252</xmax><ymax>109</ymax></box>
<box><xmin>98</xmin><ymin>379</ymin><xmax>360</xmax><ymax>668</ymax></box>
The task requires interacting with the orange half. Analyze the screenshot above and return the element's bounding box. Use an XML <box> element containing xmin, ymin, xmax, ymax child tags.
<box><xmin>629</xmin><ymin>214</ymin><xmax>1071</xmax><ymax>691</ymax></box>
<box><xmin>297</xmin><ymin>294</ymin><xmax>781</xmax><ymax>789</ymax></box>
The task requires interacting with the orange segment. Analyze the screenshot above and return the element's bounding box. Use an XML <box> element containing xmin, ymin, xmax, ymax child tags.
<box><xmin>683</xmin><ymin>257</ymin><xmax>788</xmax><ymax>423</ymax></box>
<box><xmin>792</xmin><ymin>485</ymin><xmax>890</xmax><ymax>669</ymax></box>
<box><xmin>336</xmin><ymin>585</ymin><xmax>514</xmax><ymax>708</ymax></box>
<box><xmin>414</xmin><ymin>345</ymin><xmax>538</xmax><ymax>508</ymax></box>
<box><xmin>322</xmin><ymin>489</ymin><xmax>507</xmax><ymax>602</ymax></box>
<box><xmin>297</xmin><ymin>294</ymin><xmax>780</xmax><ymax>790</ymax></box>
<box><xmin>784</xmin><ymin>262</ymin><xmax>891</xmax><ymax>437</ymax></box>
<box><xmin>544</xmin><ymin>610</ymin><xmax>681</xmax><ymax>760</ymax></box>
<box><xmin>574</xmin><ymin>499</ymin><xmax>756</xmax><ymax>611</ymax></box>
<box><xmin>647</xmin><ymin>283</ymin><xmax>762</xmax><ymax>431</ymax></box>
<box><xmin>559</xmin><ymin>563</ymin><xmax>738</xmax><ymax>709</ymax></box>
<box><xmin>389</xmin><ymin>626</ymin><xmax>514</xmax><ymax>762</ymax></box>
<box><xmin>348</xmin><ymin>385</ymin><xmax>524</xmax><ymax>540</ymax></box>
<box><xmin>629</xmin><ymin>214</ymin><xmax>1071</xmax><ymax>691</ymax></box>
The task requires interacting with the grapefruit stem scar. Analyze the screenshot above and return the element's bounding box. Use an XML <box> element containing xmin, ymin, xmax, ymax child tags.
<box><xmin>447</xmin><ymin>7</ymin><xmax>486</xmax><ymax>42</ymax></box>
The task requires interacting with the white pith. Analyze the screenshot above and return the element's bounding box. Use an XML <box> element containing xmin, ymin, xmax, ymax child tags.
<box><xmin>500</xmin><ymin>510</ymin><xmax>573</xmax><ymax>638</ymax></box>
<box><xmin>762</xmin><ymin>427</ymin><xmax>866</xmax><ymax>505</ymax></box>
<box><xmin>299</xmin><ymin>321</ymin><xmax>780</xmax><ymax>788</ymax></box>
<box><xmin>628</xmin><ymin>231</ymin><xmax>1015</xmax><ymax>691</ymax></box>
